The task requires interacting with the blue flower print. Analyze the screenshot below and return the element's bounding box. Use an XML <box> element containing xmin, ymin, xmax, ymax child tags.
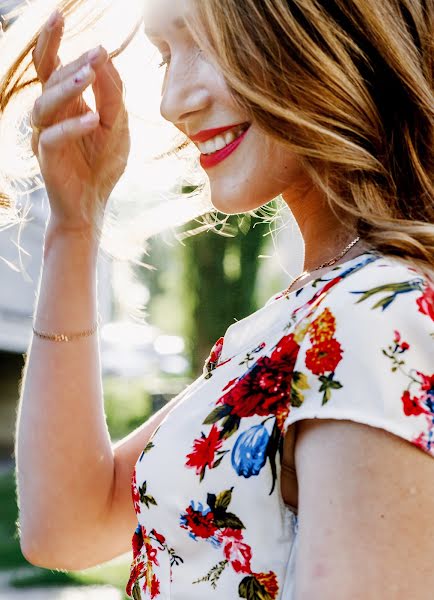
<box><xmin>231</xmin><ymin>424</ymin><xmax>270</xmax><ymax>478</ymax></box>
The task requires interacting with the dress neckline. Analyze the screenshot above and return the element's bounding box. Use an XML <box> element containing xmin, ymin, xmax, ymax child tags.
<box><xmin>273</xmin><ymin>250</ymin><xmax>379</xmax><ymax>302</ymax></box>
<box><xmin>218</xmin><ymin>251</ymin><xmax>380</xmax><ymax>365</ymax></box>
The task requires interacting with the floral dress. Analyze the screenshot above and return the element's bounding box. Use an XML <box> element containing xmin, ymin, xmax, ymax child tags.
<box><xmin>126</xmin><ymin>251</ymin><xmax>434</xmax><ymax>600</ymax></box>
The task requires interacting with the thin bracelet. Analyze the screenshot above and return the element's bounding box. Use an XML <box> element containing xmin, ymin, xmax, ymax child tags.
<box><xmin>32</xmin><ymin>321</ymin><xmax>99</xmax><ymax>343</ymax></box>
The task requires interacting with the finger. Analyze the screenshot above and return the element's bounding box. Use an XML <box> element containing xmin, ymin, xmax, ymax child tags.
<box><xmin>92</xmin><ymin>58</ymin><xmax>125</xmax><ymax>131</ymax></box>
<box><xmin>37</xmin><ymin>112</ymin><xmax>100</xmax><ymax>152</ymax></box>
<box><xmin>32</xmin><ymin>65</ymin><xmax>96</xmax><ymax>128</ymax></box>
<box><xmin>32</xmin><ymin>10</ymin><xmax>64</xmax><ymax>84</ymax></box>
<box><xmin>45</xmin><ymin>46</ymin><xmax>108</xmax><ymax>91</ymax></box>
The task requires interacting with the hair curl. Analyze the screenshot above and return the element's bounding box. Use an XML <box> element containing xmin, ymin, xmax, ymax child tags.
<box><xmin>189</xmin><ymin>0</ymin><xmax>434</xmax><ymax>273</ymax></box>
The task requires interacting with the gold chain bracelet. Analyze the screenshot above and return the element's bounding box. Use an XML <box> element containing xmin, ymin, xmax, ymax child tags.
<box><xmin>32</xmin><ymin>321</ymin><xmax>99</xmax><ymax>342</ymax></box>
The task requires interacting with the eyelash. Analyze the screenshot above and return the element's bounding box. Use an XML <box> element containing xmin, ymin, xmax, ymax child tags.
<box><xmin>158</xmin><ymin>57</ymin><xmax>171</xmax><ymax>69</ymax></box>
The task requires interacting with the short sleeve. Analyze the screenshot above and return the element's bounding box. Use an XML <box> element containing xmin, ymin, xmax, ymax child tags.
<box><xmin>283</xmin><ymin>260</ymin><xmax>434</xmax><ymax>458</ymax></box>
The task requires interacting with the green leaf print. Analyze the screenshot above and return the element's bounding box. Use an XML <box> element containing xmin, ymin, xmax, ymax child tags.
<box><xmin>193</xmin><ymin>560</ymin><xmax>229</xmax><ymax>589</ymax></box>
<box><xmin>138</xmin><ymin>481</ymin><xmax>158</xmax><ymax>509</ymax></box>
<box><xmin>215</xmin><ymin>488</ymin><xmax>233</xmax><ymax>510</ymax></box>
<box><xmin>290</xmin><ymin>371</ymin><xmax>309</xmax><ymax>408</ymax></box>
<box><xmin>214</xmin><ymin>512</ymin><xmax>245</xmax><ymax>530</ymax></box>
<box><xmin>203</xmin><ymin>404</ymin><xmax>232</xmax><ymax>425</ymax></box>
<box><xmin>239</xmin><ymin>575</ymin><xmax>273</xmax><ymax>600</ymax></box>
<box><xmin>319</xmin><ymin>373</ymin><xmax>343</xmax><ymax>405</ymax></box>
<box><xmin>220</xmin><ymin>414</ymin><xmax>241</xmax><ymax>440</ymax></box>
<box><xmin>132</xmin><ymin>582</ymin><xmax>142</xmax><ymax>600</ymax></box>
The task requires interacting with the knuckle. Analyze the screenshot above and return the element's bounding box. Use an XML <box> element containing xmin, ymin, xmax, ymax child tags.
<box><xmin>59</xmin><ymin>120</ymin><xmax>68</xmax><ymax>136</ymax></box>
<box><xmin>46</xmin><ymin>69</ymin><xmax>59</xmax><ymax>88</ymax></box>
<box><xmin>33</xmin><ymin>97</ymin><xmax>43</xmax><ymax>121</ymax></box>
<box><xmin>38</xmin><ymin>132</ymin><xmax>49</xmax><ymax>149</ymax></box>
<box><xmin>61</xmin><ymin>77</ymin><xmax>72</xmax><ymax>97</ymax></box>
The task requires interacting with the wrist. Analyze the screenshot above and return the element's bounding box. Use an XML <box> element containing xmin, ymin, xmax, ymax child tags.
<box><xmin>44</xmin><ymin>219</ymin><xmax>100</xmax><ymax>260</ymax></box>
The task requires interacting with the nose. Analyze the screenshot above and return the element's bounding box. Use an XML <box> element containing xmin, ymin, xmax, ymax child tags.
<box><xmin>160</xmin><ymin>61</ymin><xmax>212</xmax><ymax>127</ymax></box>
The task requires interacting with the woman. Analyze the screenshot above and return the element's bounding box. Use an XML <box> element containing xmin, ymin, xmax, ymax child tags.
<box><xmin>9</xmin><ymin>0</ymin><xmax>434</xmax><ymax>598</ymax></box>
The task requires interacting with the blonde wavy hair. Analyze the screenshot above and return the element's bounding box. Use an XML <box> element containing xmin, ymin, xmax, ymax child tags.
<box><xmin>1</xmin><ymin>0</ymin><xmax>433</xmax><ymax>273</ymax></box>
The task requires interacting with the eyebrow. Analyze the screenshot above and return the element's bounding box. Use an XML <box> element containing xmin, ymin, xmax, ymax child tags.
<box><xmin>145</xmin><ymin>16</ymin><xmax>187</xmax><ymax>37</ymax></box>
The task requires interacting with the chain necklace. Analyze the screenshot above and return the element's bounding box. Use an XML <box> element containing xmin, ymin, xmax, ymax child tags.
<box><xmin>283</xmin><ymin>236</ymin><xmax>361</xmax><ymax>297</ymax></box>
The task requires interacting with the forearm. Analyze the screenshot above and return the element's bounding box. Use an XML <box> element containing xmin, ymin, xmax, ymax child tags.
<box><xmin>16</xmin><ymin>222</ymin><xmax>114</xmax><ymax>563</ymax></box>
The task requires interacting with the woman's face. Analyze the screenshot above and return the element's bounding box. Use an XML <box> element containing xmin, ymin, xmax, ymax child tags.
<box><xmin>145</xmin><ymin>0</ymin><xmax>304</xmax><ymax>214</ymax></box>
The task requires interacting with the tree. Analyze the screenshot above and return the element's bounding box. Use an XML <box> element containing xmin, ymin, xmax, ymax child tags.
<box><xmin>181</xmin><ymin>214</ymin><xmax>268</xmax><ymax>375</ymax></box>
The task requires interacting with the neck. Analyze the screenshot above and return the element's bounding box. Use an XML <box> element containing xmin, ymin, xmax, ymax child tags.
<box><xmin>282</xmin><ymin>183</ymin><xmax>368</xmax><ymax>273</ymax></box>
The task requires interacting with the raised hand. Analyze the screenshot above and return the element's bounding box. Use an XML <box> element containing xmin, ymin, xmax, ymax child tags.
<box><xmin>31</xmin><ymin>10</ymin><xmax>131</xmax><ymax>232</ymax></box>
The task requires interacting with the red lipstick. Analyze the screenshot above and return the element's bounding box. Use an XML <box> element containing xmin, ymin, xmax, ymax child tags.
<box><xmin>190</xmin><ymin>123</ymin><xmax>247</xmax><ymax>144</ymax></box>
<box><xmin>199</xmin><ymin>125</ymin><xmax>251</xmax><ymax>169</ymax></box>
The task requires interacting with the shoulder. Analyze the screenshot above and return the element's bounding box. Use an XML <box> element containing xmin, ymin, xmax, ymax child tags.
<box><xmin>284</xmin><ymin>253</ymin><xmax>433</xmax><ymax>453</ymax></box>
<box><xmin>325</xmin><ymin>252</ymin><xmax>432</xmax><ymax>315</ymax></box>
<box><xmin>308</xmin><ymin>253</ymin><xmax>433</xmax><ymax>345</ymax></box>
<box><xmin>291</xmin><ymin>257</ymin><xmax>434</xmax><ymax>598</ymax></box>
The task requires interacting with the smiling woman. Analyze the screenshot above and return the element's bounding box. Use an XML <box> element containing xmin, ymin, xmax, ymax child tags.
<box><xmin>3</xmin><ymin>1</ymin><xmax>434</xmax><ymax>600</ymax></box>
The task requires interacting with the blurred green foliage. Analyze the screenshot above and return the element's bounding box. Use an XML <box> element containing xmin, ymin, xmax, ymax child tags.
<box><xmin>138</xmin><ymin>213</ymin><xmax>270</xmax><ymax>375</ymax></box>
<box><xmin>103</xmin><ymin>377</ymin><xmax>153</xmax><ymax>441</ymax></box>
<box><xmin>180</xmin><ymin>214</ymin><xmax>269</xmax><ymax>373</ymax></box>
<box><xmin>0</xmin><ymin>470</ymin><xmax>22</xmax><ymax>570</ymax></box>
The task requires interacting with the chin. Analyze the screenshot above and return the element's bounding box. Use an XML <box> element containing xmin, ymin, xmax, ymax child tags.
<box><xmin>208</xmin><ymin>180</ymin><xmax>272</xmax><ymax>215</ymax></box>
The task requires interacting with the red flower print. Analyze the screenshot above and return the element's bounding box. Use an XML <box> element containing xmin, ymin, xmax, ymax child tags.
<box><xmin>126</xmin><ymin>561</ymin><xmax>146</xmax><ymax>597</ymax></box>
<box><xmin>204</xmin><ymin>337</ymin><xmax>227</xmax><ymax>377</ymax></box>
<box><xmin>401</xmin><ymin>390</ymin><xmax>428</xmax><ymax>417</ymax></box>
<box><xmin>416</xmin><ymin>283</ymin><xmax>434</xmax><ymax>321</ymax></box>
<box><xmin>223</xmin><ymin>536</ymin><xmax>252</xmax><ymax>573</ymax></box>
<box><xmin>132</xmin><ymin>524</ymin><xmax>144</xmax><ymax>559</ymax></box>
<box><xmin>254</xmin><ymin>571</ymin><xmax>279</xmax><ymax>599</ymax></box>
<box><xmin>145</xmin><ymin>541</ymin><xmax>159</xmax><ymax>566</ymax></box>
<box><xmin>269</xmin><ymin>333</ymin><xmax>300</xmax><ymax>373</ymax></box>
<box><xmin>393</xmin><ymin>330</ymin><xmax>410</xmax><ymax>352</ymax></box>
<box><xmin>221</xmin><ymin>357</ymin><xmax>291</xmax><ymax>418</ymax></box>
<box><xmin>223</xmin><ymin>377</ymin><xmax>238</xmax><ymax>392</ymax></box>
<box><xmin>309</xmin><ymin>308</ymin><xmax>336</xmax><ymax>344</ymax></box>
<box><xmin>186</xmin><ymin>425</ymin><xmax>223</xmax><ymax>477</ymax></box>
<box><xmin>210</xmin><ymin>337</ymin><xmax>224</xmax><ymax>364</ymax></box>
<box><xmin>149</xmin><ymin>573</ymin><xmax>160</xmax><ymax>598</ymax></box>
<box><xmin>305</xmin><ymin>338</ymin><xmax>343</xmax><ymax>375</ymax></box>
<box><xmin>275</xmin><ymin>404</ymin><xmax>290</xmax><ymax>432</ymax></box>
<box><xmin>131</xmin><ymin>470</ymin><xmax>141</xmax><ymax>514</ymax></box>
<box><xmin>219</xmin><ymin>335</ymin><xmax>300</xmax><ymax>419</ymax></box>
<box><xmin>180</xmin><ymin>503</ymin><xmax>218</xmax><ymax>539</ymax></box>
<box><xmin>419</xmin><ymin>372</ymin><xmax>434</xmax><ymax>395</ymax></box>
<box><xmin>151</xmin><ymin>529</ymin><xmax>166</xmax><ymax>547</ymax></box>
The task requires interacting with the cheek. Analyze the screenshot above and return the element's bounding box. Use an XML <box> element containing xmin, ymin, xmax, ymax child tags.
<box><xmin>207</xmin><ymin>137</ymin><xmax>301</xmax><ymax>214</ymax></box>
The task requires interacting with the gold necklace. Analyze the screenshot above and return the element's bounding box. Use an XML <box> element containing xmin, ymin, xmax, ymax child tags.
<box><xmin>283</xmin><ymin>236</ymin><xmax>361</xmax><ymax>297</ymax></box>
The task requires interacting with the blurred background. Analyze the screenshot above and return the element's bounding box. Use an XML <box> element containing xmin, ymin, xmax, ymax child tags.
<box><xmin>0</xmin><ymin>1</ymin><xmax>304</xmax><ymax>599</ymax></box>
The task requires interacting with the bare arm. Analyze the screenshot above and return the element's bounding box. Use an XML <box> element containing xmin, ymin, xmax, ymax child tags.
<box><xmin>17</xmin><ymin>224</ymin><xmax>112</xmax><ymax>568</ymax></box>
<box><xmin>15</xmin><ymin>11</ymin><xmax>190</xmax><ymax>571</ymax></box>
<box><xmin>293</xmin><ymin>419</ymin><xmax>434</xmax><ymax>599</ymax></box>
<box><xmin>17</xmin><ymin>225</ymin><xmax>188</xmax><ymax>571</ymax></box>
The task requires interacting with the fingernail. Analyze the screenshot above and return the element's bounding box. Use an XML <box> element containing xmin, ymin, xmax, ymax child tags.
<box><xmin>87</xmin><ymin>46</ymin><xmax>103</xmax><ymax>64</ymax></box>
<box><xmin>74</xmin><ymin>64</ymin><xmax>92</xmax><ymax>84</ymax></box>
<box><xmin>47</xmin><ymin>9</ymin><xmax>61</xmax><ymax>30</ymax></box>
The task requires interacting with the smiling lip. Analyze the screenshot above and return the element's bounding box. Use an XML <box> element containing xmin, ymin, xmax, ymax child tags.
<box><xmin>199</xmin><ymin>125</ymin><xmax>251</xmax><ymax>169</ymax></box>
<box><xmin>190</xmin><ymin>123</ymin><xmax>248</xmax><ymax>144</ymax></box>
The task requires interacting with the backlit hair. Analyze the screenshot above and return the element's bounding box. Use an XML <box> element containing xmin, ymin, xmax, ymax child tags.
<box><xmin>189</xmin><ymin>0</ymin><xmax>434</xmax><ymax>273</ymax></box>
<box><xmin>1</xmin><ymin>0</ymin><xmax>433</xmax><ymax>274</ymax></box>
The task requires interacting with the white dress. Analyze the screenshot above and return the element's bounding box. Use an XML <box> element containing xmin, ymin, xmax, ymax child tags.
<box><xmin>126</xmin><ymin>251</ymin><xmax>434</xmax><ymax>600</ymax></box>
